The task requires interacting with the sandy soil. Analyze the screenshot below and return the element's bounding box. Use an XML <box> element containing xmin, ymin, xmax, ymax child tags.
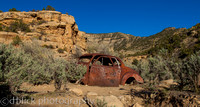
<box><xmin>14</xmin><ymin>82</ymin><xmax>143</xmax><ymax>107</ymax></box>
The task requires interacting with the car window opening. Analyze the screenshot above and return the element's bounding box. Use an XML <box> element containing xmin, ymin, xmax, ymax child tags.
<box><xmin>95</xmin><ymin>57</ymin><xmax>113</xmax><ymax>66</ymax></box>
<box><xmin>79</xmin><ymin>56</ymin><xmax>92</xmax><ymax>63</ymax></box>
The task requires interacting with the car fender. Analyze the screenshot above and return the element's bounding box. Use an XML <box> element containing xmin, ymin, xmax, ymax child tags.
<box><xmin>121</xmin><ymin>72</ymin><xmax>144</xmax><ymax>85</ymax></box>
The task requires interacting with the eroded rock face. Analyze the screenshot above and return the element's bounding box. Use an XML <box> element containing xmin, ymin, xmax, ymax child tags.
<box><xmin>0</xmin><ymin>11</ymin><xmax>86</xmax><ymax>56</ymax></box>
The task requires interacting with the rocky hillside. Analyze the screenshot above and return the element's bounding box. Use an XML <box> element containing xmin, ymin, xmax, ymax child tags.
<box><xmin>86</xmin><ymin>24</ymin><xmax>200</xmax><ymax>61</ymax></box>
<box><xmin>0</xmin><ymin>11</ymin><xmax>86</xmax><ymax>57</ymax></box>
<box><xmin>86</xmin><ymin>32</ymin><xmax>142</xmax><ymax>54</ymax></box>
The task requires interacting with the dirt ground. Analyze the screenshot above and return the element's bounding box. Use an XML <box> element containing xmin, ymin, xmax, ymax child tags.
<box><xmin>4</xmin><ymin>81</ymin><xmax>200</xmax><ymax>107</ymax></box>
<box><xmin>12</xmin><ymin>82</ymin><xmax>144</xmax><ymax>107</ymax></box>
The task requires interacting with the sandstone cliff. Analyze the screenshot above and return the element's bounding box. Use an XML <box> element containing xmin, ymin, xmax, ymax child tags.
<box><xmin>0</xmin><ymin>11</ymin><xmax>86</xmax><ymax>57</ymax></box>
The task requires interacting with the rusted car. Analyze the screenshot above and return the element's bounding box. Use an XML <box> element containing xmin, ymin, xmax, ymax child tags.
<box><xmin>78</xmin><ymin>53</ymin><xmax>144</xmax><ymax>87</ymax></box>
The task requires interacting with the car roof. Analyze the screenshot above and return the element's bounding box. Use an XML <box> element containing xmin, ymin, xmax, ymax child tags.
<box><xmin>80</xmin><ymin>53</ymin><xmax>116</xmax><ymax>58</ymax></box>
<box><xmin>79</xmin><ymin>53</ymin><xmax>124</xmax><ymax>66</ymax></box>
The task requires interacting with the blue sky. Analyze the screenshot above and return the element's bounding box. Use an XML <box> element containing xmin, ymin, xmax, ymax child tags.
<box><xmin>0</xmin><ymin>0</ymin><xmax>200</xmax><ymax>37</ymax></box>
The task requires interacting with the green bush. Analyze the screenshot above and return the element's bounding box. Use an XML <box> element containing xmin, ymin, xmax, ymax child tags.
<box><xmin>9</xmin><ymin>8</ymin><xmax>20</xmax><ymax>12</ymax></box>
<box><xmin>0</xmin><ymin>24</ymin><xmax>3</xmax><ymax>31</ymax></box>
<box><xmin>12</xmin><ymin>35</ymin><xmax>22</xmax><ymax>46</ymax></box>
<box><xmin>132</xmin><ymin>59</ymin><xmax>139</xmax><ymax>65</ymax></box>
<box><xmin>0</xmin><ymin>43</ymin><xmax>53</xmax><ymax>91</ymax></box>
<box><xmin>168</xmin><ymin>51</ymin><xmax>200</xmax><ymax>93</ymax></box>
<box><xmin>133</xmin><ymin>50</ymin><xmax>200</xmax><ymax>93</ymax></box>
<box><xmin>46</xmin><ymin>5</ymin><xmax>55</xmax><ymax>11</ymax></box>
<box><xmin>65</xmin><ymin>60</ymin><xmax>87</xmax><ymax>83</ymax></box>
<box><xmin>43</xmin><ymin>44</ymin><xmax>54</xmax><ymax>49</ymax></box>
<box><xmin>0</xmin><ymin>44</ymin><xmax>33</xmax><ymax>91</ymax></box>
<box><xmin>179</xmin><ymin>48</ymin><xmax>193</xmax><ymax>58</ymax></box>
<box><xmin>0</xmin><ymin>43</ymin><xmax>54</xmax><ymax>91</ymax></box>
<box><xmin>0</xmin><ymin>41</ymin><xmax>88</xmax><ymax>91</ymax></box>
<box><xmin>57</xmin><ymin>48</ymin><xmax>65</xmax><ymax>53</ymax></box>
<box><xmin>38</xmin><ymin>20</ymin><xmax>46</xmax><ymax>25</ymax></box>
<box><xmin>21</xmin><ymin>42</ymin><xmax>67</xmax><ymax>89</ymax></box>
<box><xmin>181</xmin><ymin>52</ymin><xmax>200</xmax><ymax>93</ymax></box>
<box><xmin>73</xmin><ymin>46</ymin><xmax>83</xmax><ymax>58</ymax></box>
<box><xmin>0</xmin><ymin>44</ymin><xmax>13</xmax><ymax>82</ymax></box>
<box><xmin>6</xmin><ymin>20</ymin><xmax>31</xmax><ymax>33</ymax></box>
<box><xmin>96</xmin><ymin>99</ymin><xmax>107</xmax><ymax>107</ymax></box>
<box><xmin>132</xmin><ymin>56</ymin><xmax>173</xmax><ymax>86</ymax></box>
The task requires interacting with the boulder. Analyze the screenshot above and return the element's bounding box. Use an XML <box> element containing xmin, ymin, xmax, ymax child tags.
<box><xmin>69</xmin><ymin>88</ymin><xmax>83</xmax><ymax>96</ymax></box>
<box><xmin>96</xmin><ymin>95</ymin><xmax>123</xmax><ymax>107</ymax></box>
<box><xmin>133</xmin><ymin>103</ymin><xmax>142</xmax><ymax>107</ymax></box>
<box><xmin>86</xmin><ymin>92</ymin><xmax>98</xmax><ymax>97</ymax></box>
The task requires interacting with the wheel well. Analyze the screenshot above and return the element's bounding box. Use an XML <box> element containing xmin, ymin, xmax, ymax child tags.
<box><xmin>125</xmin><ymin>77</ymin><xmax>136</xmax><ymax>84</ymax></box>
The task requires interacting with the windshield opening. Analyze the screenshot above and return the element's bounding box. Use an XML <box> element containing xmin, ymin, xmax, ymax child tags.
<box><xmin>79</xmin><ymin>56</ymin><xmax>92</xmax><ymax>63</ymax></box>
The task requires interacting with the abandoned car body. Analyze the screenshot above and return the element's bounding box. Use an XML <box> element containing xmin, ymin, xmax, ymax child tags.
<box><xmin>78</xmin><ymin>53</ymin><xmax>144</xmax><ymax>87</ymax></box>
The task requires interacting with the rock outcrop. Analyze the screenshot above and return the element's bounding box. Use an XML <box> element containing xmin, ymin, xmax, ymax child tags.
<box><xmin>0</xmin><ymin>11</ymin><xmax>86</xmax><ymax>57</ymax></box>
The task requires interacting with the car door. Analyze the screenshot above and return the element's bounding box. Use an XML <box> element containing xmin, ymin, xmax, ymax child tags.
<box><xmin>110</xmin><ymin>57</ymin><xmax>121</xmax><ymax>85</ymax></box>
<box><xmin>89</xmin><ymin>56</ymin><xmax>120</xmax><ymax>86</ymax></box>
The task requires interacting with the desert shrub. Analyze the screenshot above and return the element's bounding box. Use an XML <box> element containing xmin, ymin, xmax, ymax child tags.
<box><xmin>73</xmin><ymin>46</ymin><xmax>83</xmax><ymax>58</ymax></box>
<box><xmin>0</xmin><ymin>41</ymin><xmax>88</xmax><ymax>91</ymax></box>
<box><xmin>40</xmin><ymin>31</ymin><xmax>47</xmax><ymax>36</ymax></box>
<box><xmin>0</xmin><ymin>43</ymin><xmax>53</xmax><ymax>91</ymax></box>
<box><xmin>65</xmin><ymin>60</ymin><xmax>87</xmax><ymax>83</ymax></box>
<box><xmin>180</xmin><ymin>52</ymin><xmax>200</xmax><ymax>93</ymax></box>
<box><xmin>86</xmin><ymin>44</ymin><xmax>97</xmax><ymax>53</ymax></box>
<box><xmin>96</xmin><ymin>99</ymin><xmax>107</xmax><ymax>107</ymax></box>
<box><xmin>43</xmin><ymin>44</ymin><xmax>54</xmax><ymax>49</ymax></box>
<box><xmin>0</xmin><ymin>24</ymin><xmax>3</xmax><ymax>31</ymax></box>
<box><xmin>12</xmin><ymin>35</ymin><xmax>22</xmax><ymax>46</ymax></box>
<box><xmin>38</xmin><ymin>20</ymin><xmax>46</xmax><ymax>25</ymax></box>
<box><xmin>193</xmin><ymin>23</ymin><xmax>200</xmax><ymax>29</ymax></box>
<box><xmin>6</xmin><ymin>20</ymin><xmax>31</xmax><ymax>33</ymax></box>
<box><xmin>0</xmin><ymin>10</ymin><xmax>3</xmax><ymax>13</ymax></box>
<box><xmin>132</xmin><ymin>59</ymin><xmax>138</xmax><ymax>65</ymax></box>
<box><xmin>22</xmin><ymin>42</ymin><xmax>70</xmax><ymax>90</ymax></box>
<box><xmin>52</xmin><ymin>58</ymin><xmax>68</xmax><ymax>90</ymax></box>
<box><xmin>131</xmin><ymin>88</ymin><xmax>198</xmax><ymax>106</ymax></box>
<box><xmin>0</xmin><ymin>44</ymin><xmax>13</xmax><ymax>82</ymax></box>
<box><xmin>0</xmin><ymin>44</ymin><xmax>34</xmax><ymax>91</ymax></box>
<box><xmin>30</xmin><ymin>20</ymin><xmax>37</xmax><ymax>25</ymax></box>
<box><xmin>46</xmin><ymin>5</ymin><xmax>55</xmax><ymax>11</ymax></box>
<box><xmin>0</xmin><ymin>42</ymin><xmax>58</xmax><ymax>91</ymax></box>
<box><xmin>133</xmin><ymin>50</ymin><xmax>200</xmax><ymax>93</ymax></box>
<box><xmin>133</xmin><ymin>56</ymin><xmax>173</xmax><ymax>86</ymax></box>
<box><xmin>5</xmin><ymin>48</ymin><xmax>34</xmax><ymax>91</ymax></box>
<box><xmin>57</xmin><ymin>48</ymin><xmax>65</xmax><ymax>53</ymax></box>
<box><xmin>52</xmin><ymin>59</ymin><xmax>87</xmax><ymax>90</ymax></box>
<box><xmin>179</xmin><ymin>48</ymin><xmax>193</xmax><ymax>58</ymax></box>
<box><xmin>9</xmin><ymin>8</ymin><xmax>20</xmax><ymax>12</ymax></box>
